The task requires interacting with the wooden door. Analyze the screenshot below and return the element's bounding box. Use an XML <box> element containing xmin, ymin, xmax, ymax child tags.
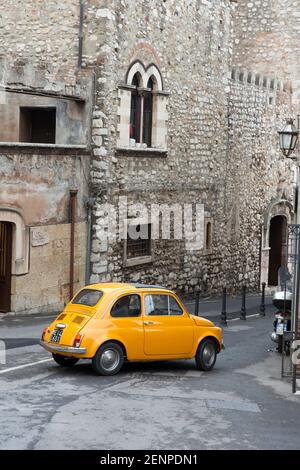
<box><xmin>0</xmin><ymin>222</ymin><xmax>12</xmax><ymax>312</ymax></box>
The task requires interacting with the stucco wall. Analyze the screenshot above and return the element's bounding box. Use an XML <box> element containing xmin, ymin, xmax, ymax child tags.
<box><xmin>0</xmin><ymin>146</ymin><xmax>90</xmax><ymax>313</ymax></box>
<box><xmin>12</xmin><ymin>221</ymin><xmax>87</xmax><ymax>314</ymax></box>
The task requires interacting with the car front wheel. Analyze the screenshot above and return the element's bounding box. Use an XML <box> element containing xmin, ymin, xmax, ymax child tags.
<box><xmin>195</xmin><ymin>338</ymin><xmax>217</xmax><ymax>371</ymax></box>
<box><xmin>92</xmin><ymin>342</ymin><xmax>124</xmax><ymax>376</ymax></box>
<box><xmin>52</xmin><ymin>353</ymin><xmax>79</xmax><ymax>367</ymax></box>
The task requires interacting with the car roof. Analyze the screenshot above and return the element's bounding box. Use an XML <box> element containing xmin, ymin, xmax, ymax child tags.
<box><xmin>83</xmin><ymin>282</ymin><xmax>174</xmax><ymax>294</ymax></box>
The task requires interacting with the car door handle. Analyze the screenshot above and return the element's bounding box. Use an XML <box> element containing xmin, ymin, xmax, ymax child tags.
<box><xmin>144</xmin><ymin>321</ymin><xmax>155</xmax><ymax>326</ymax></box>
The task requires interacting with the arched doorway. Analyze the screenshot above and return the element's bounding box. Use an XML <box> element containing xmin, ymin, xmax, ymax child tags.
<box><xmin>0</xmin><ymin>222</ymin><xmax>13</xmax><ymax>312</ymax></box>
<box><xmin>268</xmin><ymin>215</ymin><xmax>287</xmax><ymax>286</ymax></box>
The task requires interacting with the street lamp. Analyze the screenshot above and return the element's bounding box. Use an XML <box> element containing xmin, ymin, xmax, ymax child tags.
<box><xmin>278</xmin><ymin>117</ymin><xmax>300</xmax><ymax>393</ymax></box>
<box><xmin>278</xmin><ymin>118</ymin><xmax>299</xmax><ymax>158</ymax></box>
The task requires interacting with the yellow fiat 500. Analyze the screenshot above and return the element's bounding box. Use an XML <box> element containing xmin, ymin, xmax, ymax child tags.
<box><xmin>40</xmin><ymin>283</ymin><xmax>223</xmax><ymax>376</ymax></box>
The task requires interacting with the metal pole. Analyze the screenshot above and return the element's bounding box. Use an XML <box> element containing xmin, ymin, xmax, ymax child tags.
<box><xmin>240</xmin><ymin>285</ymin><xmax>246</xmax><ymax>320</ymax></box>
<box><xmin>220</xmin><ymin>287</ymin><xmax>227</xmax><ymax>326</ymax></box>
<box><xmin>260</xmin><ymin>282</ymin><xmax>266</xmax><ymax>316</ymax></box>
<box><xmin>85</xmin><ymin>197</ymin><xmax>95</xmax><ymax>285</ymax></box>
<box><xmin>78</xmin><ymin>0</ymin><xmax>84</xmax><ymax>69</ymax></box>
<box><xmin>70</xmin><ymin>189</ymin><xmax>78</xmax><ymax>300</ymax></box>
<box><xmin>194</xmin><ymin>291</ymin><xmax>200</xmax><ymax>316</ymax></box>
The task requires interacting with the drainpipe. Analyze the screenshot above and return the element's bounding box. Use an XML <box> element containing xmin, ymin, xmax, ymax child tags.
<box><xmin>78</xmin><ymin>0</ymin><xmax>84</xmax><ymax>69</ymax></box>
<box><xmin>86</xmin><ymin>197</ymin><xmax>96</xmax><ymax>285</ymax></box>
<box><xmin>70</xmin><ymin>190</ymin><xmax>78</xmax><ymax>300</ymax></box>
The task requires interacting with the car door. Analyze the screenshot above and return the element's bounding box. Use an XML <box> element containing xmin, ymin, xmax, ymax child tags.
<box><xmin>109</xmin><ymin>293</ymin><xmax>145</xmax><ymax>359</ymax></box>
<box><xmin>143</xmin><ymin>293</ymin><xmax>194</xmax><ymax>356</ymax></box>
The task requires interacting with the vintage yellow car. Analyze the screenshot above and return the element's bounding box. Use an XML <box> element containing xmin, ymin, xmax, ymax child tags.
<box><xmin>40</xmin><ymin>283</ymin><xmax>223</xmax><ymax>375</ymax></box>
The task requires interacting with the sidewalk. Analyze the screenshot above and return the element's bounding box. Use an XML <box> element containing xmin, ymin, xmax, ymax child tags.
<box><xmin>182</xmin><ymin>293</ymin><xmax>274</xmax><ymax>320</ymax></box>
<box><xmin>0</xmin><ymin>293</ymin><xmax>275</xmax><ymax>326</ymax></box>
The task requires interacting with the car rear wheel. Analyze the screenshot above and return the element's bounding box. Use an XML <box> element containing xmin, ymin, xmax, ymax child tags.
<box><xmin>195</xmin><ymin>338</ymin><xmax>217</xmax><ymax>371</ymax></box>
<box><xmin>92</xmin><ymin>342</ymin><xmax>124</xmax><ymax>376</ymax></box>
<box><xmin>52</xmin><ymin>353</ymin><xmax>79</xmax><ymax>367</ymax></box>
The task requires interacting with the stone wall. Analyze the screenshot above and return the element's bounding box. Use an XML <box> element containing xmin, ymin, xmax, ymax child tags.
<box><xmin>89</xmin><ymin>0</ymin><xmax>296</xmax><ymax>295</ymax></box>
<box><xmin>89</xmin><ymin>0</ymin><xmax>237</xmax><ymax>294</ymax></box>
<box><xmin>226</xmin><ymin>73</ymin><xmax>295</xmax><ymax>289</ymax></box>
<box><xmin>232</xmin><ymin>0</ymin><xmax>300</xmax><ymax>102</ymax></box>
<box><xmin>0</xmin><ymin>0</ymin><xmax>80</xmax><ymax>88</ymax></box>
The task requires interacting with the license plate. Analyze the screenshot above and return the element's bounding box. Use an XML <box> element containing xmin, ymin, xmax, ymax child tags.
<box><xmin>51</xmin><ymin>329</ymin><xmax>63</xmax><ymax>344</ymax></box>
<box><xmin>276</xmin><ymin>323</ymin><xmax>284</xmax><ymax>335</ymax></box>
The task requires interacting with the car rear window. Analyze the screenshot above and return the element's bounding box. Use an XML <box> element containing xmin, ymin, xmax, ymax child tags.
<box><xmin>72</xmin><ymin>289</ymin><xmax>103</xmax><ymax>307</ymax></box>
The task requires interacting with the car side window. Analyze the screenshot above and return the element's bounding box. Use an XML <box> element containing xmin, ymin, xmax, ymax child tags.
<box><xmin>145</xmin><ymin>294</ymin><xmax>183</xmax><ymax>316</ymax></box>
<box><xmin>111</xmin><ymin>294</ymin><xmax>141</xmax><ymax>318</ymax></box>
<box><xmin>168</xmin><ymin>296</ymin><xmax>183</xmax><ymax>316</ymax></box>
<box><xmin>145</xmin><ymin>294</ymin><xmax>169</xmax><ymax>316</ymax></box>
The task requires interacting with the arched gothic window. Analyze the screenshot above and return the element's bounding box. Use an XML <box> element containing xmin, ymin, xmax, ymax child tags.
<box><xmin>117</xmin><ymin>60</ymin><xmax>168</xmax><ymax>150</ymax></box>
<box><xmin>130</xmin><ymin>75</ymin><xmax>154</xmax><ymax>147</ymax></box>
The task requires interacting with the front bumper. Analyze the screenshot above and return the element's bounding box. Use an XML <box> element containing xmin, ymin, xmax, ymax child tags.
<box><xmin>40</xmin><ymin>340</ymin><xmax>87</xmax><ymax>355</ymax></box>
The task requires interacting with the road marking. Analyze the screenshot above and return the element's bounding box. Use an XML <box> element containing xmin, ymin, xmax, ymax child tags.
<box><xmin>226</xmin><ymin>314</ymin><xmax>261</xmax><ymax>323</ymax></box>
<box><xmin>0</xmin><ymin>358</ymin><xmax>52</xmax><ymax>374</ymax></box>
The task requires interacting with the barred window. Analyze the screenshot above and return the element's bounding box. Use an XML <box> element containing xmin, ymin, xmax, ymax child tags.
<box><xmin>126</xmin><ymin>223</ymin><xmax>152</xmax><ymax>259</ymax></box>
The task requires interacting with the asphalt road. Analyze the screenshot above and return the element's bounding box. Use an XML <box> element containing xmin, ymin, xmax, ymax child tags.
<box><xmin>0</xmin><ymin>308</ymin><xmax>299</xmax><ymax>450</ymax></box>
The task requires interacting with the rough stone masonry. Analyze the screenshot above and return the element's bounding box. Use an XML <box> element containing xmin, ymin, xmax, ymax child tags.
<box><xmin>0</xmin><ymin>0</ymin><xmax>298</xmax><ymax>314</ymax></box>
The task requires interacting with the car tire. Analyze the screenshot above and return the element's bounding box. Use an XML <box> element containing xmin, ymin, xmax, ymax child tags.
<box><xmin>195</xmin><ymin>338</ymin><xmax>217</xmax><ymax>371</ymax></box>
<box><xmin>52</xmin><ymin>353</ymin><xmax>79</xmax><ymax>367</ymax></box>
<box><xmin>92</xmin><ymin>342</ymin><xmax>124</xmax><ymax>376</ymax></box>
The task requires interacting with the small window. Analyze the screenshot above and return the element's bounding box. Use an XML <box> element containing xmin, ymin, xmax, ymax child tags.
<box><xmin>111</xmin><ymin>294</ymin><xmax>141</xmax><ymax>318</ymax></box>
<box><xmin>72</xmin><ymin>289</ymin><xmax>103</xmax><ymax>307</ymax></box>
<box><xmin>127</xmin><ymin>223</ymin><xmax>152</xmax><ymax>259</ymax></box>
<box><xmin>19</xmin><ymin>107</ymin><xmax>56</xmax><ymax>143</ymax></box>
<box><xmin>205</xmin><ymin>221</ymin><xmax>212</xmax><ymax>251</ymax></box>
<box><xmin>145</xmin><ymin>294</ymin><xmax>183</xmax><ymax>316</ymax></box>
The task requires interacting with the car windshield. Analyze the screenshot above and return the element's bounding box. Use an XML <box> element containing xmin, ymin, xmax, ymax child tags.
<box><xmin>72</xmin><ymin>289</ymin><xmax>103</xmax><ymax>307</ymax></box>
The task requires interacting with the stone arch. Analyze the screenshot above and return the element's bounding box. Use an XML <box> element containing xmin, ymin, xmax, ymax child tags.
<box><xmin>126</xmin><ymin>60</ymin><xmax>149</xmax><ymax>89</ymax></box>
<box><xmin>126</xmin><ymin>61</ymin><xmax>163</xmax><ymax>91</ymax></box>
<box><xmin>146</xmin><ymin>64</ymin><xmax>163</xmax><ymax>91</ymax></box>
<box><xmin>260</xmin><ymin>199</ymin><xmax>293</xmax><ymax>288</ymax></box>
<box><xmin>0</xmin><ymin>207</ymin><xmax>29</xmax><ymax>275</ymax></box>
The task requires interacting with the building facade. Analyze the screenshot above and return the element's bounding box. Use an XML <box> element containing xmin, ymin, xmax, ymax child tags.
<box><xmin>0</xmin><ymin>0</ymin><xmax>297</xmax><ymax>314</ymax></box>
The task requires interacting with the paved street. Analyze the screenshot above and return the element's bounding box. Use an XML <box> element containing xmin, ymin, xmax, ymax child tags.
<box><xmin>0</xmin><ymin>304</ymin><xmax>299</xmax><ymax>450</ymax></box>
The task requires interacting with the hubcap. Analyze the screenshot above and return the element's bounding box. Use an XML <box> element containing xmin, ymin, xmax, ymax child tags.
<box><xmin>202</xmin><ymin>343</ymin><xmax>216</xmax><ymax>367</ymax></box>
<box><xmin>100</xmin><ymin>349</ymin><xmax>120</xmax><ymax>372</ymax></box>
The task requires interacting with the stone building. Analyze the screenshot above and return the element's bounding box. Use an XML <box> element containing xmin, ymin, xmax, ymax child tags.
<box><xmin>0</xmin><ymin>0</ymin><xmax>298</xmax><ymax>314</ymax></box>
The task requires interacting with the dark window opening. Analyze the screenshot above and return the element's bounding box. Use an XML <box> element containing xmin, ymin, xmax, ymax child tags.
<box><xmin>143</xmin><ymin>77</ymin><xmax>154</xmax><ymax>147</ymax></box>
<box><xmin>206</xmin><ymin>222</ymin><xmax>212</xmax><ymax>251</ymax></box>
<box><xmin>19</xmin><ymin>107</ymin><xmax>56</xmax><ymax>143</ymax></box>
<box><xmin>130</xmin><ymin>74</ymin><xmax>141</xmax><ymax>143</ymax></box>
<box><xmin>127</xmin><ymin>223</ymin><xmax>152</xmax><ymax>259</ymax></box>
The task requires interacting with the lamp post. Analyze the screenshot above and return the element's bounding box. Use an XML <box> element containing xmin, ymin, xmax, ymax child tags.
<box><xmin>278</xmin><ymin>117</ymin><xmax>300</xmax><ymax>392</ymax></box>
